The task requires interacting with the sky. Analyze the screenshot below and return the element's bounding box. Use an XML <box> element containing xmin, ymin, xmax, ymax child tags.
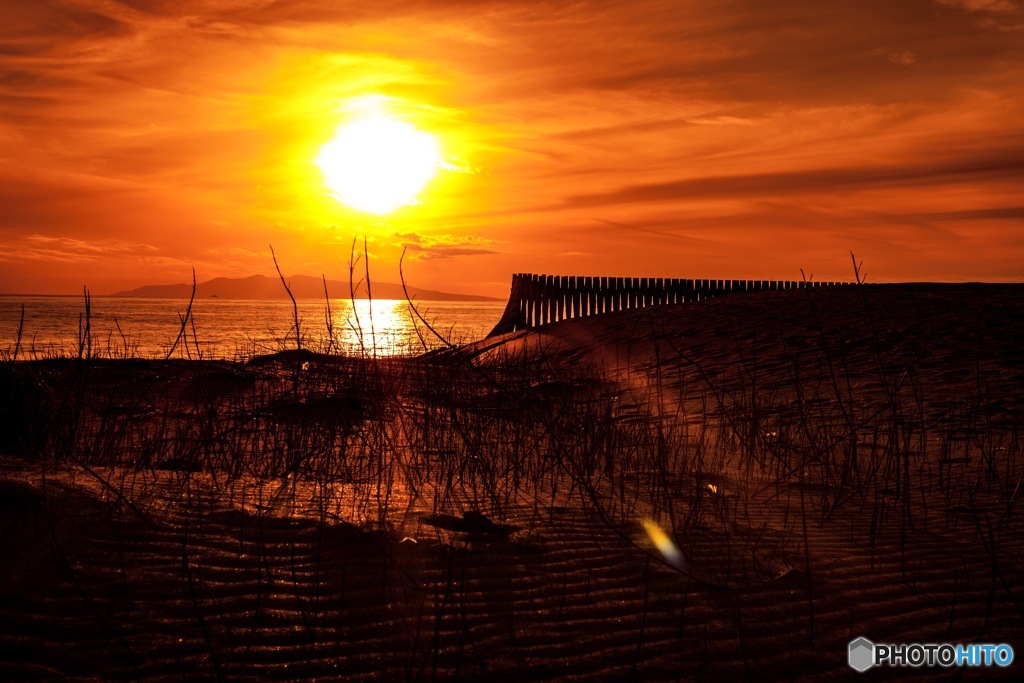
<box><xmin>1</xmin><ymin>0</ymin><xmax>1022</xmax><ymax>296</ymax></box>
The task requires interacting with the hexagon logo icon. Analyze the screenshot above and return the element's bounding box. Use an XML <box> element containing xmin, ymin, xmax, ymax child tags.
<box><xmin>849</xmin><ymin>637</ymin><xmax>875</xmax><ymax>672</ymax></box>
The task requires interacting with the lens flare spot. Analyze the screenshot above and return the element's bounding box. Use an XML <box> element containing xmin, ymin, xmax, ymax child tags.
<box><xmin>641</xmin><ymin>518</ymin><xmax>688</xmax><ymax>572</ymax></box>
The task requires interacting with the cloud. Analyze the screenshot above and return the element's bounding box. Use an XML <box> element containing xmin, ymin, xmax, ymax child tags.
<box><xmin>0</xmin><ymin>1</ymin><xmax>131</xmax><ymax>57</ymax></box>
<box><xmin>936</xmin><ymin>0</ymin><xmax>1021</xmax><ymax>13</ymax></box>
<box><xmin>24</xmin><ymin>234</ymin><xmax>157</xmax><ymax>251</ymax></box>
<box><xmin>887</xmin><ymin>50</ymin><xmax>917</xmax><ymax>65</ymax></box>
<box><xmin>897</xmin><ymin>206</ymin><xmax>1024</xmax><ymax>221</ymax></box>
<box><xmin>395</xmin><ymin>232</ymin><xmax>499</xmax><ymax>260</ymax></box>
<box><xmin>559</xmin><ymin>145</ymin><xmax>1024</xmax><ymax>210</ymax></box>
<box><xmin>0</xmin><ymin>234</ymin><xmax>157</xmax><ymax>264</ymax></box>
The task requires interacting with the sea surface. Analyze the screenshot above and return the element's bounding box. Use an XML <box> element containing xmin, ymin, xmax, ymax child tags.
<box><xmin>0</xmin><ymin>296</ymin><xmax>507</xmax><ymax>359</ymax></box>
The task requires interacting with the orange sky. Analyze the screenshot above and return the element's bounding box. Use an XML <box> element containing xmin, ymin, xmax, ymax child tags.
<box><xmin>1</xmin><ymin>0</ymin><xmax>1022</xmax><ymax>297</ymax></box>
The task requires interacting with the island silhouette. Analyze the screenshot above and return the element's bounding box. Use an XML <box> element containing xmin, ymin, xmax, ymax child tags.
<box><xmin>111</xmin><ymin>274</ymin><xmax>500</xmax><ymax>301</ymax></box>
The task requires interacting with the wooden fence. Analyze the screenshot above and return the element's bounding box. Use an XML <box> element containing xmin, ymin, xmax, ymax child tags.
<box><xmin>487</xmin><ymin>273</ymin><xmax>847</xmax><ymax>336</ymax></box>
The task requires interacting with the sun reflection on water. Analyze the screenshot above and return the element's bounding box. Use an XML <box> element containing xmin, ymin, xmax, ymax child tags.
<box><xmin>336</xmin><ymin>299</ymin><xmax>421</xmax><ymax>356</ymax></box>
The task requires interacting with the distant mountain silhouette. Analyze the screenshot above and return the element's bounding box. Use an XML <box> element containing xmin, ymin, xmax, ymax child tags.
<box><xmin>110</xmin><ymin>274</ymin><xmax>500</xmax><ymax>301</ymax></box>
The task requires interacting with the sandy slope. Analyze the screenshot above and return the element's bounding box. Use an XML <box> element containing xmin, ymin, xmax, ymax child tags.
<box><xmin>1</xmin><ymin>283</ymin><xmax>1022</xmax><ymax>681</ymax></box>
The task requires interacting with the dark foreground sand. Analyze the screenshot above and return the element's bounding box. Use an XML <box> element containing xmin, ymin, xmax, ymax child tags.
<box><xmin>1</xmin><ymin>283</ymin><xmax>1022</xmax><ymax>681</ymax></box>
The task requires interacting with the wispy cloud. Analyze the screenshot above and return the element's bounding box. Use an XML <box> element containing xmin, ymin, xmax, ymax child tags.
<box><xmin>936</xmin><ymin>0</ymin><xmax>1021</xmax><ymax>14</ymax></box>
<box><xmin>24</xmin><ymin>234</ymin><xmax>157</xmax><ymax>253</ymax></box>
<box><xmin>394</xmin><ymin>231</ymin><xmax>499</xmax><ymax>260</ymax></box>
<box><xmin>560</xmin><ymin>146</ymin><xmax>1024</xmax><ymax>210</ymax></box>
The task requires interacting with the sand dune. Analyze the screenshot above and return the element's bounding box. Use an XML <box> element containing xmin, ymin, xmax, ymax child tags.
<box><xmin>1</xmin><ymin>283</ymin><xmax>1022</xmax><ymax>680</ymax></box>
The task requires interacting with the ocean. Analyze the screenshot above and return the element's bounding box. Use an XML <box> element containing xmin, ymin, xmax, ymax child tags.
<box><xmin>0</xmin><ymin>296</ymin><xmax>507</xmax><ymax>359</ymax></box>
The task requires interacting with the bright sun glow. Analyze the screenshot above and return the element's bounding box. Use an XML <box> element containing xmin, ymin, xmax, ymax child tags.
<box><xmin>316</xmin><ymin>111</ymin><xmax>441</xmax><ymax>215</ymax></box>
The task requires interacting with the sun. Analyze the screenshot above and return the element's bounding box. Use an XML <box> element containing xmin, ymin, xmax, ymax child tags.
<box><xmin>315</xmin><ymin>111</ymin><xmax>441</xmax><ymax>215</ymax></box>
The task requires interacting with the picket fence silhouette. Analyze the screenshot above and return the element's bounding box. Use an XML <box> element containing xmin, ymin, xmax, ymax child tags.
<box><xmin>488</xmin><ymin>273</ymin><xmax>848</xmax><ymax>336</ymax></box>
